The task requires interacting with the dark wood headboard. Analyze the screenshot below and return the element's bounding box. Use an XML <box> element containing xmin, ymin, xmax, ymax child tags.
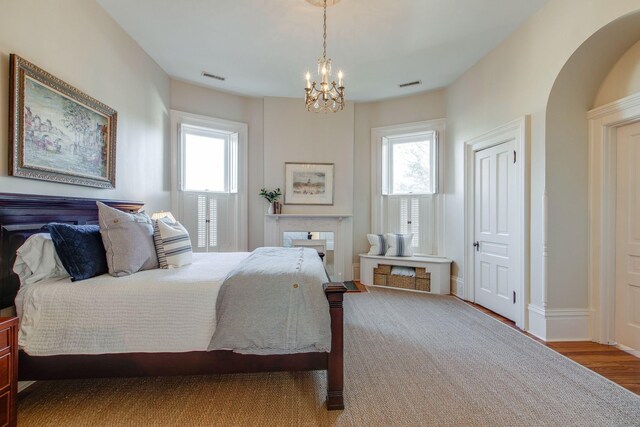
<box><xmin>0</xmin><ymin>193</ymin><xmax>144</xmax><ymax>309</ymax></box>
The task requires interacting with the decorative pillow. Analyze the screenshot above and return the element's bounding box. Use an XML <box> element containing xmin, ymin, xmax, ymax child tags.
<box><xmin>153</xmin><ymin>218</ymin><xmax>193</xmax><ymax>268</ymax></box>
<box><xmin>46</xmin><ymin>224</ymin><xmax>108</xmax><ymax>282</ymax></box>
<box><xmin>367</xmin><ymin>234</ymin><xmax>387</xmax><ymax>256</ymax></box>
<box><xmin>97</xmin><ymin>201</ymin><xmax>158</xmax><ymax>276</ymax></box>
<box><xmin>13</xmin><ymin>233</ymin><xmax>69</xmax><ymax>285</ymax></box>
<box><xmin>390</xmin><ymin>266</ymin><xmax>416</xmax><ymax>277</ymax></box>
<box><xmin>385</xmin><ymin>233</ymin><xmax>414</xmax><ymax>257</ymax></box>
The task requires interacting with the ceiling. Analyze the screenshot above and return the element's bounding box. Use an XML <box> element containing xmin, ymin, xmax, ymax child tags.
<box><xmin>97</xmin><ymin>0</ymin><xmax>549</xmax><ymax>102</ymax></box>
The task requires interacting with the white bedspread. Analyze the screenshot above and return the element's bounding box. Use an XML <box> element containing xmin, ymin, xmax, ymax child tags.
<box><xmin>16</xmin><ymin>252</ymin><xmax>250</xmax><ymax>356</ymax></box>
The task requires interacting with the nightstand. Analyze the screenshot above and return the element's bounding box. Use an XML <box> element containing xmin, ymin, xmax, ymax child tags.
<box><xmin>0</xmin><ymin>318</ymin><xmax>17</xmax><ymax>427</ymax></box>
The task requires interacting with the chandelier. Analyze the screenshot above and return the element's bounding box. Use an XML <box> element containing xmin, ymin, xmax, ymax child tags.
<box><xmin>304</xmin><ymin>0</ymin><xmax>345</xmax><ymax>113</ymax></box>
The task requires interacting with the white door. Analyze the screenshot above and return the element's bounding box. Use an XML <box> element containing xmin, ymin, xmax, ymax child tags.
<box><xmin>615</xmin><ymin>121</ymin><xmax>640</xmax><ymax>352</ymax></box>
<box><xmin>474</xmin><ymin>141</ymin><xmax>518</xmax><ymax>321</ymax></box>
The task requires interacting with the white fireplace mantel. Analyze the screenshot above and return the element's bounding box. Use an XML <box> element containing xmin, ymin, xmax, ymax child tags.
<box><xmin>266</xmin><ymin>214</ymin><xmax>352</xmax><ymax>221</ymax></box>
<box><xmin>264</xmin><ymin>213</ymin><xmax>353</xmax><ymax>282</ymax></box>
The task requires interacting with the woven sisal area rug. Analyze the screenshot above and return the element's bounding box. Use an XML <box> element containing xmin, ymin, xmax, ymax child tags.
<box><xmin>18</xmin><ymin>287</ymin><xmax>640</xmax><ymax>426</ymax></box>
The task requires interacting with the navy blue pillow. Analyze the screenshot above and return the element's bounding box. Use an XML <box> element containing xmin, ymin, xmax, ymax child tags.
<box><xmin>46</xmin><ymin>223</ymin><xmax>108</xmax><ymax>282</ymax></box>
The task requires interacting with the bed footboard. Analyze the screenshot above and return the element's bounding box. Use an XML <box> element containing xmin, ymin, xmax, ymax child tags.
<box><xmin>323</xmin><ymin>282</ymin><xmax>347</xmax><ymax>410</ymax></box>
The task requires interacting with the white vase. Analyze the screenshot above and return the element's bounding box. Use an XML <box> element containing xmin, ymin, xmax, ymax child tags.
<box><xmin>268</xmin><ymin>203</ymin><xmax>275</xmax><ymax>214</ymax></box>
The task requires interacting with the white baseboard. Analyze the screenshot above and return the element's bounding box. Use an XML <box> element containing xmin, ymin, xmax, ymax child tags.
<box><xmin>450</xmin><ymin>276</ymin><xmax>464</xmax><ymax>298</ymax></box>
<box><xmin>527</xmin><ymin>304</ymin><xmax>547</xmax><ymax>340</ymax></box>
<box><xmin>546</xmin><ymin>309</ymin><xmax>592</xmax><ymax>341</ymax></box>
<box><xmin>617</xmin><ymin>343</ymin><xmax>640</xmax><ymax>358</ymax></box>
<box><xmin>527</xmin><ymin>304</ymin><xmax>591</xmax><ymax>341</ymax></box>
<box><xmin>352</xmin><ymin>263</ymin><xmax>360</xmax><ymax>281</ymax></box>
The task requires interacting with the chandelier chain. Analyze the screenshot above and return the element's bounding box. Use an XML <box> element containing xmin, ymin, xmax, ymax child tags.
<box><xmin>322</xmin><ymin>0</ymin><xmax>327</xmax><ymax>59</ymax></box>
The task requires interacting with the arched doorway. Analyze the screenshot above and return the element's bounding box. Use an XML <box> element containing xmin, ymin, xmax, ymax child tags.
<box><xmin>545</xmin><ymin>11</ymin><xmax>640</xmax><ymax>347</ymax></box>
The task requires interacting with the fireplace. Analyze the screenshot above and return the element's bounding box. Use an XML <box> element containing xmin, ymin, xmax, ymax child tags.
<box><xmin>264</xmin><ymin>214</ymin><xmax>353</xmax><ymax>281</ymax></box>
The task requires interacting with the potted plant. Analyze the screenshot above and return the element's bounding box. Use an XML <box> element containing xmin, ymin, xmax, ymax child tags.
<box><xmin>259</xmin><ymin>187</ymin><xmax>282</xmax><ymax>214</ymax></box>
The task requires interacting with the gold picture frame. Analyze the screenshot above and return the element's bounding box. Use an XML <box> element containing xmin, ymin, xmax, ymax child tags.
<box><xmin>284</xmin><ymin>162</ymin><xmax>334</xmax><ymax>205</ymax></box>
<box><xmin>9</xmin><ymin>54</ymin><xmax>117</xmax><ymax>188</ymax></box>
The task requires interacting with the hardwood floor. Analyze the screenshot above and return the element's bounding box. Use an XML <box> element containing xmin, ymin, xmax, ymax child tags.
<box><xmin>462</xmin><ymin>299</ymin><xmax>640</xmax><ymax>395</ymax></box>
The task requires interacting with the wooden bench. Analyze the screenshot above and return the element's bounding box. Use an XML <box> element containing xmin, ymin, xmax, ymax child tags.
<box><xmin>359</xmin><ymin>254</ymin><xmax>452</xmax><ymax>295</ymax></box>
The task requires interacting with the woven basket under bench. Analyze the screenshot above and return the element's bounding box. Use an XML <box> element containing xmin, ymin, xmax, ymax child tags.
<box><xmin>373</xmin><ymin>264</ymin><xmax>431</xmax><ymax>292</ymax></box>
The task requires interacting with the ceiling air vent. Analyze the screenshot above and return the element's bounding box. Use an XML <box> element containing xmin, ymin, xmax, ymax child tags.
<box><xmin>202</xmin><ymin>72</ymin><xmax>226</xmax><ymax>82</ymax></box>
<box><xmin>399</xmin><ymin>80</ymin><xmax>421</xmax><ymax>88</ymax></box>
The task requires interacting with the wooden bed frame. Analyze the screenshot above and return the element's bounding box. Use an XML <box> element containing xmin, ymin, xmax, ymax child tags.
<box><xmin>0</xmin><ymin>193</ymin><xmax>346</xmax><ymax>410</ymax></box>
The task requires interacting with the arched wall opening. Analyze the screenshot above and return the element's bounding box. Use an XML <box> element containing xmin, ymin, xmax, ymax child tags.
<box><xmin>593</xmin><ymin>39</ymin><xmax>640</xmax><ymax>107</ymax></box>
<box><xmin>543</xmin><ymin>10</ymin><xmax>640</xmax><ymax>340</ymax></box>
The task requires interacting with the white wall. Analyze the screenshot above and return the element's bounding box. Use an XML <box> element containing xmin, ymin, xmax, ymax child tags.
<box><xmin>171</xmin><ymin>82</ymin><xmax>448</xmax><ymax>267</ymax></box>
<box><xmin>262</xmin><ymin>97</ymin><xmax>355</xmax><ymax>279</ymax></box>
<box><xmin>170</xmin><ymin>87</ymin><xmax>356</xmax><ymax>253</ymax></box>
<box><xmin>352</xmin><ymin>90</ymin><xmax>446</xmax><ymax>262</ymax></box>
<box><xmin>545</xmin><ymin>14</ymin><xmax>640</xmax><ymax>314</ymax></box>
<box><xmin>445</xmin><ymin>0</ymin><xmax>640</xmax><ymax>339</ymax></box>
<box><xmin>170</xmin><ymin>80</ymin><xmax>265</xmax><ymax>251</ymax></box>
<box><xmin>594</xmin><ymin>39</ymin><xmax>640</xmax><ymax>108</ymax></box>
<box><xmin>263</xmin><ymin>97</ymin><xmax>355</xmax><ymax>215</ymax></box>
<box><xmin>153</xmin><ymin>0</ymin><xmax>640</xmax><ymax>342</ymax></box>
<box><xmin>0</xmin><ymin>0</ymin><xmax>171</xmax><ymax>212</ymax></box>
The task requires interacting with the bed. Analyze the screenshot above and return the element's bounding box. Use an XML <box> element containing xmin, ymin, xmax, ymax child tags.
<box><xmin>0</xmin><ymin>193</ymin><xmax>346</xmax><ymax>410</ymax></box>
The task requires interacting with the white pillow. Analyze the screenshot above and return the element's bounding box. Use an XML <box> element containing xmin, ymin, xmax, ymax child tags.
<box><xmin>13</xmin><ymin>233</ymin><xmax>69</xmax><ymax>285</ymax></box>
<box><xmin>385</xmin><ymin>233</ymin><xmax>414</xmax><ymax>257</ymax></box>
<box><xmin>367</xmin><ymin>234</ymin><xmax>387</xmax><ymax>256</ymax></box>
<box><xmin>97</xmin><ymin>201</ymin><xmax>158</xmax><ymax>276</ymax></box>
<box><xmin>390</xmin><ymin>266</ymin><xmax>416</xmax><ymax>277</ymax></box>
<box><xmin>153</xmin><ymin>219</ymin><xmax>193</xmax><ymax>268</ymax></box>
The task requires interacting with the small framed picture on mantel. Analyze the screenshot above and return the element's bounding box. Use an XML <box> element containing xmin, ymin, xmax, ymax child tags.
<box><xmin>284</xmin><ymin>162</ymin><xmax>334</xmax><ymax>205</ymax></box>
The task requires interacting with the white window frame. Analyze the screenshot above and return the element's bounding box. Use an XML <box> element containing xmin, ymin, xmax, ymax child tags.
<box><xmin>180</xmin><ymin>124</ymin><xmax>233</xmax><ymax>193</ymax></box>
<box><xmin>170</xmin><ymin>110</ymin><xmax>248</xmax><ymax>251</ymax></box>
<box><xmin>382</xmin><ymin>131</ymin><xmax>438</xmax><ymax>196</ymax></box>
<box><xmin>371</xmin><ymin>119</ymin><xmax>446</xmax><ymax>256</ymax></box>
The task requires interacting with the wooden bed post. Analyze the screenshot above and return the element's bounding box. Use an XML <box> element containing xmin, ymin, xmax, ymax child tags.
<box><xmin>324</xmin><ymin>282</ymin><xmax>347</xmax><ymax>410</ymax></box>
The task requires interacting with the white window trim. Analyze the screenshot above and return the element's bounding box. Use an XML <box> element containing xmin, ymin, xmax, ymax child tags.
<box><xmin>371</xmin><ymin>119</ymin><xmax>446</xmax><ymax>256</ymax></box>
<box><xmin>383</xmin><ymin>131</ymin><xmax>438</xmax><ymax>196</ymax></box>
<box><xmin>170</xmin><ymin>109</ymin><xmax>248</xmax><ymax>251</ymax></box>
<box><xmin>179</xmin><ymin>125</ymin><xmax>231</xmax><ymax>193</ymax></box>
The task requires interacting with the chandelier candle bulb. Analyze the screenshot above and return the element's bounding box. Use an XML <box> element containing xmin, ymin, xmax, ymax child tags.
<box><xmin>338</xmin><ymin>70</ymin><xmax>343</xmax><ymax>87</ymax></box>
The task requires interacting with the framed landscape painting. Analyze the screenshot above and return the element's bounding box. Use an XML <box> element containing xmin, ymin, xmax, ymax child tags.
<box><xmin>284</xmin><ymin>162</ymin><xmax>334</xmax><ymax>205</ymax></box>
<box><xmin>9</xmin><ymin>54</ymin><xmax>117</xmax><ymax>188</ymax></box>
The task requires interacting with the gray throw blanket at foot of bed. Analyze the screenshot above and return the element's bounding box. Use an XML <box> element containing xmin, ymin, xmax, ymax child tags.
<box><xmin>208</xmin><ymin>247</ymin><xmax>331</xmax><ymax>355</ymax></box>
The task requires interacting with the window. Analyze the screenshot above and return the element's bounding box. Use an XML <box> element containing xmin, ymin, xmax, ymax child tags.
<box><xmin>372</xmin><ymin>120</ymin><xmax>445</xmax><ymax>256</ymax></box>
<box><xmin>171</xmin><ymin>111</ymin><xmax>247</xmax><ymax>253</ymax></box>
<box><xmin>180</xmin><ymin>124</ymin><xmax>237</xmax><ymax>193</ymax></box>
<box><xmin>382</xmin><ymin>132</ymin><xmax>437</xmax><ymax>195</ymax></box>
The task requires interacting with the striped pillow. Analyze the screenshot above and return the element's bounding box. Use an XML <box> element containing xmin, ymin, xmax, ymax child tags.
<box><xmin>385</xmin><ymin>233</ymin><xmax>414</xmax><ymax>257</ymax></box>
<box><xmin>367</xmin><ymin>234</ymin><xmax>387</xmax><ymax>256</ymax></box>
<box><xmin>153</xmin><ymin>219</ymin><xmax>193</xmax><ymax>268</ymax></box>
